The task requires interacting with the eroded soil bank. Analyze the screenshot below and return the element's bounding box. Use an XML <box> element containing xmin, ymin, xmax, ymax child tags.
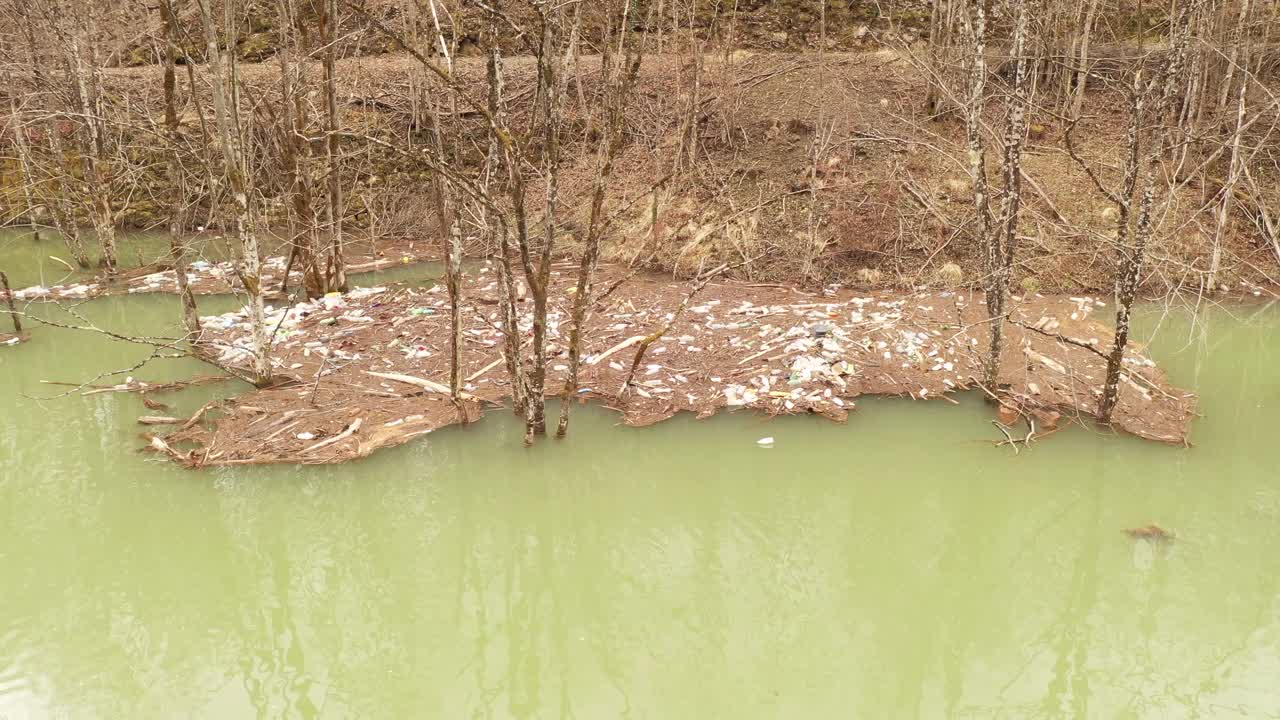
<box><xmin>141</xmin><ymin>262</ymin><xmax>1196</xmax><ymax>466</ymax></box>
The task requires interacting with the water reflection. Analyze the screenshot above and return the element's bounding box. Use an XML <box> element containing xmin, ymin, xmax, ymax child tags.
<box><xmin>1</xmin><ymin>284</ymin><xmax>1279</xmax><ymax>718</ymax></box>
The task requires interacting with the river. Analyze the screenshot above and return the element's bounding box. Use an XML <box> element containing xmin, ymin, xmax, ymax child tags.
<box><xmin>1</xmin><ymin>232</ymin><xmax>1278</xmax><ymax>718</ymax></box>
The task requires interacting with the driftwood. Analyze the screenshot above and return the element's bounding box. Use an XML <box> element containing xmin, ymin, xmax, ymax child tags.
<box><xmin>302</xmin><ymin>418</ymin><xmax>363</xmax><ymax>454</ymax></box>
<box><xmin>137</xmin><ymin>415</ymin><xmax>183</xmax><ymax>425</ymax></box>
<box><xmin>587</xmin><ymin>335</ymin><xmax>644</xmax><ymax>366</ymax></box>
<box><xmin>465</xmin><ymin>358</ymin><xmax>505</xmax><ymax>382</ymax></box>
<box><xmin>43</xmin><ymin>374</ymin><xmax>228</xmax><ymax>395</ymax></box>
<box><xmin>365</xmin><ymin>370</ymin><xmax>452</xmax><ymax>395</ymax></box>
<box><xmin>1125</xmin><ymin>524</ymin><xmax>1174</xmax><ymax>542</ymax></box>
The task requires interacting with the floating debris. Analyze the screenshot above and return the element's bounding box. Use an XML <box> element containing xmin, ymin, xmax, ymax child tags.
<box><xmin>1125</xmin><ymin>524</ymin><xmax>1175</xmax><ymax>542</ymax></box>
<box><xmin>158</xmin><ymin>264</ymin><xmax>1196</xmax><ymax>466</ymax></box>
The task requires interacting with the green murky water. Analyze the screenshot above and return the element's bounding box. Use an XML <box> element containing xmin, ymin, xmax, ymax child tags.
<box><xmin>2</xmin><ymin>233</ymin><xmax>1279</xmax><ymax>718</ymax></box>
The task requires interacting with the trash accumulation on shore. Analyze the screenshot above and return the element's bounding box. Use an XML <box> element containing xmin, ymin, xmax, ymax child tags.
<box><xmin>7</xmin><ymin>240</ymin><xmax>432</xmax><ymax>301</ymax></box>
<box><xmin>126</xmin><ymin>261</ymin><xmax>1198</xmax><ymax>466</ymax></box>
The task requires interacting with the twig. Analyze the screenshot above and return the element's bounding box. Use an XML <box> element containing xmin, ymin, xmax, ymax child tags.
<box><xmin>992</xmin><ymin>420</ymin><xmax>1020</xmax><ymax>454</ymax></box>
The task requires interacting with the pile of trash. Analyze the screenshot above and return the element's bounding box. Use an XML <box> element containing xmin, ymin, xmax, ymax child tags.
<box><xmin>159</xmin><ymin>263</ymin><xmax>1198</xmax><ymax>466</ymax></box>
<box><xmin>9</xmin><ymin>241</ymin><xmax>433</xmax><ymax>302</ymax></box>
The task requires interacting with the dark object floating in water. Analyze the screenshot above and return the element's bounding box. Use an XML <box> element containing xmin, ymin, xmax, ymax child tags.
<box><xmin>1125</xmin><ymin>524</ymin><xmax>1174</xmax><ymax>542</ymax></box>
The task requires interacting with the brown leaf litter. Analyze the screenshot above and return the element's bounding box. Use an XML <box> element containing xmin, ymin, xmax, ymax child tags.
<box><xmin>148</xmin><ymin>263</ymin><xmax>1197</xmax><ymax>466</ymax></box>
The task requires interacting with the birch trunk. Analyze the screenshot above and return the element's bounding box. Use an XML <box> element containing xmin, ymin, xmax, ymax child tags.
<box><xmin>198</xmin><ymin>0</ymin><xmax>271</xmax><ymax>384</ymax></box>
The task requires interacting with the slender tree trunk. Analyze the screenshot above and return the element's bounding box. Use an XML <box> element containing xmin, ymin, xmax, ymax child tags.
<box><xmin>1217</xmin><ymin>0</ymin><xmax>1251</xmax><ymax>113</ymax></box>
<box><xmin>960</xmin><ymin>0</ymin><xmax>996</xmax><ymax>386</ymax></box>
<box><xmin>198</xmin><ymin>0</ymin><xmax>271</xmax><ymax>384</ymax></box>
<box><xmin>487</xmin><ymin>42</ymin><xmax>527</xmax><ymax>415</ymax></box>
<box><xmin>160</xmin><ymin>0</ymin><xmax>201</xmax><ymax>338</ymax></box>
<box><xmin>275</xmin><ymin>0</ymin><xmax>324</xmax><ymax>299</ymax></box>
<box><xmin>1098</xmin><ymin>6</ymin><xmax>1192</xmax><ymax>424</ymax></box>
<box><xmin>522</xmin><ymin>8</ymin><xmax>568</xmax><ymax>444</ymax></box>
<box><xmin>986</xmin><ymin>0</ymin><xmax>1029</xmax><ymax>388</ymax></box>
<box><xmin>558</xmin><ymin>0</ymin><xmax>642</xmax><ymax>437</ymax></box>
<box><xmin>68</xmin><ymin>3</ymin><xmax>118</xmax><ymax>271</ymax></box>
<box><xmin>7</xmin><ymin>91</ymin><xmax>42</xmax><ymax>233</ymax></box>
<box><xmin>1207</xmin><ymin>78</ymin><xmax>1248</xmax><ymax>292</ymax></box>
<box><xmin>426</xmin><ymin>0</ymin><xmax>465</xmax><ymax>414</ymax></box>
<box><xmin>323</xmin><ymin>0</ymin><xmax>347</xmax><ymax>291</ymax></box>
<box><xmin>21</xmin><ymin>6</ymin><xmax>90</xmax><ymax>268</ymax></box>
<box><xmin>1</xmin><ymin>271</ymin><xmax>21</xmax><ymax>334</ymax></box>
<box><xmin>1070</xmin><ymin>0</ymin><xmax>1100</xmax><ymax>119</ymax></box>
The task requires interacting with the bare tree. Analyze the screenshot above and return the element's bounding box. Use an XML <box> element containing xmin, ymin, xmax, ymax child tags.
<box><xmin>160</xmin><ymin>0</ymin><xmax>201</xmax><ymax>338</ymax></box>
<box><xmin>196</xmin><ymin>0</ymin><xmax>272</xmax><ymax>384</ymax></box>
<box><xmin>16</xmin><ymin>1</ymin><xmax>91</xmax><ymax>267</ymax></box>
<box><xmin>321</xmin><ymin>0</ymin><xmax>347</xmax><ymax>292</ymax></box>
<box><xmin>422</xmin><ymin>0</ymin><xmax>467</xmax><ymax>414</ymax></box>
<box><xmin>1066</xmin><ymin>4</ymin><xmax>1195</xmax><ymax>424</ymax></box>
<box><xmin>62</xmin><ymin>0</ymin><xmax>119</xmax><ymax>270</ymax></box>
<box><xmin>557</xmin><ymin>0</ymin><xmax>646</xmax><ymax>437</ymax></box>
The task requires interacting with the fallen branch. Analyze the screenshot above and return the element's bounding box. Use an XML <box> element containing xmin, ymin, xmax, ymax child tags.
<box><xmin>992</xmin><ymin>420</ymin><xmax>1020</xmax><ymax>454</ymax></box>
<box><xmin>137</xmin><ymin>415</ymin><xmax>183</xmax><ymax>425</ymax></box>
<box><xmin>620</xmin><ymin>258</ymin><xmax>755</xmax><ymax>396</ymax></box>
<box><xmin>365</xmin><ymin>370</ymin><xmax>474</xmax><ymax>399</ymax></box>
<box><xmin>587</xmin><ymin>335</ymin><xmax>644</xmax><ymax>366</ymax></box>
<box><xmin>465</xmin><ymin>357</ymin><xmax>505</xmax><ymax>382</ymax></box>
<box><xmin>1010</xmin><ymin>317</ymin><xmax>1109</xmax><ymax>360</ymax></box>
<box><xmin>302</xmin><ymin>417</ymin><xmax>363</xmax><ymax>454</ymax></box>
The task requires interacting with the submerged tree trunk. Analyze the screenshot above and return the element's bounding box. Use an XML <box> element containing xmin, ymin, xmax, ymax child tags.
<box><xmin>1</xmin><ymin>271</ymin><xmax>21</xmax><ymax>334</ymax></box>
<box><xmin>68</xmin><ymin>3</ymin><xmax>118</xmax><ymax>271</ymax></box>
<box><xmin>487</xmin><ymin>42</ymin><xmax>527</xmax><ymax>416</ymax></box>
<box><xmin>424</xmin><ymin>0</ymin><xmax>465</xmax><ymax>414</ymax></box>
<box><xmin>520</xmin><ymin>7</ymin><xmax>569</xmax><ymax>445</ymax></box>
<box><xmin>558</xmin><ymin>0</ymin><xmax>643</xmax><ymax>438</ymax></box>
<box><xmin>1097</xmin><ymin>7</ymin><xmax>1192</xmax><ymax>425</ymax></box>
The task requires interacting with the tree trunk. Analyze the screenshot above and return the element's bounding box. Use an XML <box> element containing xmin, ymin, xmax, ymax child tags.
<box><xmin>1</xmin><ymin>271</ymin><xmax>21</xmax><ymax>334</ymax></box>
<box><xmin>987</xmin><ymin>0</ymin><xmax>1029</xmax><ymax>389</ymax></box>
<box><xmin>198</xmin><ymin>0</ymin><xmax>271</xmax><ymax>385</ymax></box>
<box><xmin>558</xmin><ymin>0</ymin><xmax>642</xmax><ymax>437</ymax></box>
<box><xmin>68</xmin><ymin>4</ymin><xmax>118</xmax><ymax>271</ymax></box>
<box><xmin>160</xmin><ymin>0</ymin><xmax>201</xmax><ymax>338</ymax></box>
<box><xmin>21</xmin><ymin>7</ymin><xmax>90</xmax><ymax>268</ymax></box>
<box><xmin>323</xmin><ymin>0</ymin><xmax>347</xmax><ymax>292</ymax></box>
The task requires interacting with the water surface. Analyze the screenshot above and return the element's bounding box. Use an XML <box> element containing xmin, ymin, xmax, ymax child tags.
<box><xmin>1</xmin><ymin>235</ymin><xmax>1278</xmax><ymax>718</ymax></box>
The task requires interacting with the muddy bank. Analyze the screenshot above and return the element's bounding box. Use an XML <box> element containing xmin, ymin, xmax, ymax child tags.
<box><xmin>150</xmin><ymin>263</ymin><xmax>1196</xmax><ymax>466</ymax></box>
